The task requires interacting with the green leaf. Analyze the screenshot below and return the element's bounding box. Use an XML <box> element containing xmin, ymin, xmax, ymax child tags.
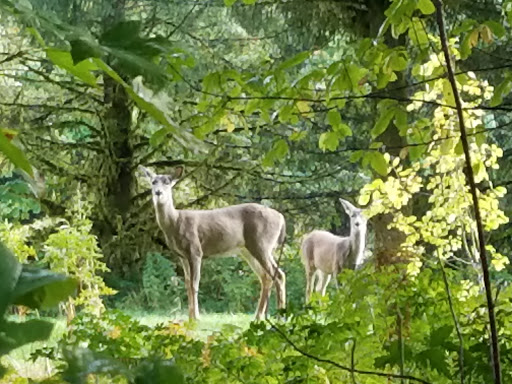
<box><xmin>490</xmin><ymin>76</ymin><xmax>512</xmax><ymax>107</ymax></box>
<box><xmin>0</xmin><ymin>131</ymin><xmax>33</xmax><ymax>177</ymax></box>
<box><xmin>418</xmin><ymin>347</ymin><xmax>450</xmax><ymax>375</ymax></box>
<box><xmin>430</xmin><ymin>325</ymin><xmax>453</xmax><ymax>347</ymax></box>
<box><xmin>224</xmin><ymin>0</ymin><xmax>237</xmax><ymax>5</ymax></box>
<box><xmin>408</xmin><ymin>18</ymin><xmax>429</xmax><ymax>48</ymax></box>
<box><xmin>242</xmin><ymin>0</ymin><xmax>257</xmax><ymax>3</ymax></box>
<box><xmin>100</xmin><ymin>20</ymin><xmax>141</xmax><ymax>47</ymax></box>
<box><xmin>12</xmin><ymin>266</ymin><xmax>77</xmax><ymax>309</ymax></box>
<box><xmin>417</xmin><ymin>0</ymin><xmax>435</xmax><ymax>15</ymax></box>
<box><xmin>149</xmin><ymin>128</ymin><xmax>169</xmax><ymax>147</ymax></box>
<box><xmin>368</xmin><ymin>152</ymin><xmax>388</xmax><ymax>176</ymax></box>
<box><xmin>394</xmin><ymin>109</ymin><xmax>408</xmax><ymax>135</ymax></box>
<box><xmin>62</xmin><ymin>347</ymin><xmax>130</xmax><ymax>383</ymax></box>
<box><xmin>0</xmin><ymin>319</ymin><xmax>54</xmax><ymax>355</ymax></box>
<box><xmin>371</xmin><ymin>108</ymin><xmax>396</xmax><ymax>138</ymax></box>
<box><xmin>319</xmin><ymin>131</ymin><xmax>340</xmax><ymax>152</ymax></box>
<box><xmin>289</xmin><ymin>131</ymin><xmax>307</xmax><ymax>141</ymax></box>
<box><xmin>93</xmin><ymin>59</ymin><xmax>202</xmax><ymax>149</ymax></box>
<box><xmin>484</xmin><ymin>20</ymin><xmax>506</xmax><ymax>39</ymax></box>
<box><xmin>350</xmin><ymin>150</ymin><xmax>363</xmax><ymax>163</ymax></box>
<box><xmin>442</xmin><ymin>78</ymin><xmax>456</xmax><ymax>107</ymax></box>
<box><xmin>388</xmin><ymin>53</ymin><xmax>408</xmax><ymax>71</ymax></box>
<box><xmin>327</xmin><ymin>110</ymin><xmax>342</xmax><ymax>127</ymax></box>
<box><xmin>278</xmin><ymin>51</ymin><xmax>310</xmax><ymax>70</ymax></box>
<box><xmin>135</xmin><ymin>359</ymin><xmax>185</xmax><ymax>384</ymax></box>
<box><xmin>0</xmin><ymin>242</ymin><xmax>21</xmax><ymax>317</ymax></box>
<box><xmin>46</xmin><ymin>48</ymin><xmax>99</xmax><ymax>87</ymax></box>
<box><xmin>333</xmin><ymin>123</ymin><xmax>352</xmax><ymax>137</ymax></box>
<box><xmin>279</xmin><ymin>104</ymin><xmax>294</xmax><ymax>123</ymax></box>
<box><xmin>69</xmin><ymin>38</ymin><xmax>102</xmax><ymax>64</ymax></box>
<box><xmin>262</xmin><ymin>139</ymin><xmax>289</xmax><ymax>167</ymax></box>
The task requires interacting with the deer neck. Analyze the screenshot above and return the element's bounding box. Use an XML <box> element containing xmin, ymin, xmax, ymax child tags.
<box><xmin>153</xmin><ymin>193</ymin><xmax>179</xmax><ymax>226</ymax></box>
<box><xmin>350</xmin><ymin>226</ymin><xmax>366</xmax><ymax>267</ymax></box>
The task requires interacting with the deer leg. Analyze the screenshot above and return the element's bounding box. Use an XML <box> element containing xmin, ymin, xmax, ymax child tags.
<box><xmin>180</xmin><ymin>258</ymin><xmax>194</xmax><ymax>320</ymax></box>
<box><xmin>320</xmin><ymin>273</ymin><xmax>332</xmax><ymax>296</ymax></box>
<box><xmin>268</xmin><ymin>257</ymin><xmax>286</xmax><ymax>312</ymax></box>
<box><xmin>240</xmin><ymin>250</ymin><xmax>272</xmax><ymax>320</ymax></box>
<box><xmin>305</xmin><ymin>267</ymin><xmax>314</xmax><ymax>303</ymax></box>
<box><xmin>315</xmin><ymin>271</ymin><xmax>331</xmax><ymax>296</ymax></box>
<box><xmin>188</xmin><ymin>254</ymin><xmax>202</xmax><ymax>320</ymax></box>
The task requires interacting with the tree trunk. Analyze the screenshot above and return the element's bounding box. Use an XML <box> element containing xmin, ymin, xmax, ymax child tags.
<box><xmin>93</xmin><ymin>0</ymin><xmax>137</xmax><ymax>275</ymax></box>
<box><xmin>365</xmin><ymin>0</ymin><xmax>409</xmax><ymax>266</ymax></box>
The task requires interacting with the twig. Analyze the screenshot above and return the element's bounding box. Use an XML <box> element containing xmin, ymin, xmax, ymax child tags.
<box><xmin>433</xmin><ymin>1</ymin><xmax>502</xmax><ymax>382</ymax></box>
<box><xmin>437</xmin><ymin>251</ymin><xmax>465</xmax><ymax>384</ymax></box>
<box><xmin>350</xmin><ymin>339</ymin><xmax>357</xmax><ymax>384</ymax></box>
<box><xmin>266</xmin><ymin>319</ymin><xmax>432</xmax><ymax>384</ymax></box>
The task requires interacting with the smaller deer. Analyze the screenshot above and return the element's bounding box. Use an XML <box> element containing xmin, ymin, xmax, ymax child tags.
<box><xmin>301</xmin><ymin>198</ymin><xmax>367</xmax><ymax>302</ymax></box>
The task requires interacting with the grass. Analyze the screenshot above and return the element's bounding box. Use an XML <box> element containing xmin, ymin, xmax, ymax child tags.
<box><xmin>2</xmin><ymin>311</ymin><xmax>254</xmax><ymax>381</ymax></box>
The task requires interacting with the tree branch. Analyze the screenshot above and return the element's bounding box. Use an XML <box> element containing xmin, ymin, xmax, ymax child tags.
<box><xmin>266</xmin><ymin>319</ymin><xmax>432</xmax><ymax>384</ymax></box>
<box><xmin>434</xmin><ymin>1</ymin><xmax>501</xmax><ymax>382</ymax></box>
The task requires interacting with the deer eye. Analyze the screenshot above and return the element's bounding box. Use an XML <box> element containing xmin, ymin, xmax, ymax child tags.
<box><xmin>163</xmin><ymin>178</ymin><xmax>170</xmax><ymax>185</ymax></box>
<box><xmin>152</xmin><ymin>180</ymin><xmax>157</xmax><ymax>185</ymax></box>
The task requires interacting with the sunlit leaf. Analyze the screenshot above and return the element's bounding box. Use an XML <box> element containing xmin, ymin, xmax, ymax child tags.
<box><xmin>319</xmin><ymin>131</ymin><xmax>339</xmax><ymax>152</ymax></box>
<box><xmin>46</xmin><ymin>48</ymin><xmax>99</xmax><ymax>87</ymax></box>
<box><xmin>0</xmin><ymin>131</ymin><xmax>33</xmax><ymax>177</ymax></box>
<box><xmin>417</xmin><ymin>0</ymin><xmax>435</xmax><ymax>15</ymax></box>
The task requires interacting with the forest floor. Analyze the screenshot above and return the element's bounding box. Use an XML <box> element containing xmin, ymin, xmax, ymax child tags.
<box><xmin>3</xmin><ymin>311</ymin><xmax>253</xmax><ymax>381</ymax></box>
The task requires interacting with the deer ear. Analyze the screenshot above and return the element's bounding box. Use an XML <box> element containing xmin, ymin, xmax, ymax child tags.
<box><xmin>172</xmin><ymin>166</ymin><xmax>184</xmax><ymax>180</ymax></box>
<box><xmin>339</xmin><ymin>198</ymin><xmax>355</xmax><ymax>214</ymax></box>
<box><xmin>138</xmin><ymin>165</ymin><xmax>155</xmax><ymax>180</ymax></box>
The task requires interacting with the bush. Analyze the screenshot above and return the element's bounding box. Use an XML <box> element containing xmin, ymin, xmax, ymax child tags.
<box><xmin>39</xmin><ymin>266</ymin><xmax>512</xmax><ymax>384</ymax></box>
<box><xmin>142</xmin><ymin>253</ymin><xmax>184</xmax><ymax>312</ymax></box>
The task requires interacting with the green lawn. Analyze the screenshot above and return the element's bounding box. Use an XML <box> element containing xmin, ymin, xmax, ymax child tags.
<box><xmin>2</xmin><ymin>311</ymin><xmax>253</xmax><ymax>381</ymax></box>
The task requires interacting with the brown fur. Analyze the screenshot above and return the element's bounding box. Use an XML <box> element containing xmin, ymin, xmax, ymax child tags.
<box><xmin>140</xmin><ymin>166</ymin><xmax>286</xmax><ymax>320</ymax></box>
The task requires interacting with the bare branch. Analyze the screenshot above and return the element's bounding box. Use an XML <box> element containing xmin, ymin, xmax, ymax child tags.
<box><xmin>266</xmin><ymin>319</ymin><xmax>432</xmax><ymax>384</ymax></box>
<box><xmin>434</xmin><ymin>1</ymin><xmax>502</xmax><ymax>382</ymax></box>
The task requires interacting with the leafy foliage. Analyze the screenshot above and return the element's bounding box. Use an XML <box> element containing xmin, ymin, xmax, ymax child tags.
<box><xmin>2</xmin><ymin>0</ymin><xmax>512</xmax><ymax>383</ymax></box>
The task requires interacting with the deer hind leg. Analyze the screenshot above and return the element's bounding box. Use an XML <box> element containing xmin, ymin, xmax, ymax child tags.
<box><xmin>241</xmin><ymin>250</ymin><xmax>272</xmax><ymax>320</ymax></box>
<box><xmin>305</xmin><ymin>265</ymin><xmax>316</xmax><ymax>303</ymax></box>
<box><xmin>315</xmin><ymin>271</ymin><xmax>331</xmax><ymax>296</ymax></box>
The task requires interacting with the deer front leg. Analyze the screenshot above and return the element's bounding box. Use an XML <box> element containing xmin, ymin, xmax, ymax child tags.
<box><xmin>180</xmin><ymin>258</ymin><xmax>195</xmax><ymax>320</ymax></box>
<box><xmin>188</xmin><ymin>254</ymin><xmax>202</xmax><ymax>320</ymax></box>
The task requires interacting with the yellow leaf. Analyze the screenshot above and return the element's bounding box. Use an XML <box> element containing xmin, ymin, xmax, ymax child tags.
<box><xmin>469</xmin><ymin>29</ymin><xmax>479</xmax><ymax>48</ymax></box>
<box><xmin>221</xmin><ymin>115</ymin><xmax>235</xmax><ymax>132</ymax></box>
<box><xmin>296</xmin><ymin>100</ymin><xmax>311</xmax><ymax>114</ymax></box>
<box><xmin>480</xmin><ymin>25</ymin><xmax>493</xmax><ymax>44</ymax></box>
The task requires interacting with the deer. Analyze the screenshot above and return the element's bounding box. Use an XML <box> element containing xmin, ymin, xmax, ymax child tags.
<box><xmin>301</xmin><ymin>198</ymin><xmax>367</xmax><ymax>302</ymax></box>
<box><xmin>139</xmin><ymin>165</ymin><xmax>287</xmax><ymax>321</ymax></box>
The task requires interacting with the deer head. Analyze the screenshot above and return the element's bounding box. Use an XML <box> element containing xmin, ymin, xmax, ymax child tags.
<box><xmin>139</xmin><ymin>165</ymin><xmax>183</xmax><ymax>204</ymax></box>
<box><xmin>339</xmin><ymin>198</ymin><xmax>366</xmax><ymax>231</ymax></box>
<box><xmin>339</xmin><ymin>198</ymin><xmax>367</xmax><ymax>267</ymax></box>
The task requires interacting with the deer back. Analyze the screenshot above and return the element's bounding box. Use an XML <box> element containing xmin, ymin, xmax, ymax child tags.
<box><xmin>163</xmin><ymin>203</ymin><xmax>285</xmax><ymax>257</ymax></box>
<box><xmin>302</xmin><ymin>230</ymin><xmax>351</xmax><ymax>274</ymax></box>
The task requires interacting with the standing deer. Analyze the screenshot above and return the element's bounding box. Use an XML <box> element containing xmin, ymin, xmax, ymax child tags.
<box><xmin>139</xmin><ymin>165</ymin><xmax>286</xmax><ymax>321</ymax></box>
<box><xmin>302</xmin><ymin>198</ymin><xmax>367</xmax><ymax>302</ymax></box>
